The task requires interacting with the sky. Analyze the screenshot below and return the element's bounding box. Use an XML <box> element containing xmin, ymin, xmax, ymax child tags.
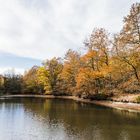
<box><xmin>0</xmin><ymin>0</ymin><xmax>139</xmax><ymax>74</ymax></box>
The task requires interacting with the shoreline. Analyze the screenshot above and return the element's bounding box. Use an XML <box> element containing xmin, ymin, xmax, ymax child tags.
<box><xmin>1</xmin><ymin>94</ymin><xmax>140</xmax><ymax>113</ymax></box>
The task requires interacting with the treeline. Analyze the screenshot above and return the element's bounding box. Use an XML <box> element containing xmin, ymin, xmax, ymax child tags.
<box><xmin>0</xmin><ymin>3</ymin><xmax>140</xmax><ymax>99</ymax></box>
<box><xmin>0</xmin><ymin>72</ymin><xmax>23</xmax><ymax>95</ymax></box>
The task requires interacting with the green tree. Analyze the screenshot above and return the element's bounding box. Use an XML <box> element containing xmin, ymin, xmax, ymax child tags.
<box><xmin>3</xmin><ymin>70</ymin><xmax>23</xmax><ymax>94</ymax></box>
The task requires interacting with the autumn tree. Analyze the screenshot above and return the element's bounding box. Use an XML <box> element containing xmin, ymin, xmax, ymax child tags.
<box><xmin>75</xmin><ymin>28</ymin><xmax>111</xmax><ymax>98</ymax></box>
<box><xmin>41</xmin><ymin>57</ymin><xmax>63</xmax><ymax>94</ymax></box>
<box><xmin>113</xmin><ymin>3</ymin><xmax>140</xmax><ymax>87</ymax></box>
<box><xmin>59</xmin><ymin>49</ymin><xmax>81</xmax><ymax>95</ymax></box>
<box><xmin>37</xmin><ymin>67</ymin><xmax>51</xmax><ymax>94</ymax></box>
<box><xmin>0</xmin><ymin>75</ymin><xmax>4</xmax><ymax>94</ymax></box>
<box><xmin>84</xmin><ymin>28</ymin><xmax>110</xmax><ymax>68</ymax></box>
<box><xmin>23</xmin><ymin>66</ymin><xmax>43</xmax><ymax>94</ymax></box>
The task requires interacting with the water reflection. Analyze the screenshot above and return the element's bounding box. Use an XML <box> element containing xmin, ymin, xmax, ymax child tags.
<box><xmin>0</xmin><ymin>98</ymin><xmax>140</xmax><ymax>140</ymax></box>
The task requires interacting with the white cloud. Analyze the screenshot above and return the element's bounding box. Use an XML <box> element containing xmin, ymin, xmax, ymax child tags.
<box><xmin>0</xmin><ymin>67</ymin><xmax>25</xmax><ymax>75</ymax></box>
<box><xmin>0</xmin><ymin>0</ymin><xmax>139</xmax><ymax>60</ymax></box>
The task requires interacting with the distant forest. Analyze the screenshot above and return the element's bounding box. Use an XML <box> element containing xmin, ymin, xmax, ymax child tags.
<box><xmin>0</xmin><ymin>3</ymin><xmax>140</xmax><ymax>100</ymax></box>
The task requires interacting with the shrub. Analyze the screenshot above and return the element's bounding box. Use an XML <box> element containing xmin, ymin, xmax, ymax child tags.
<box><xmin>136</xmin><ymin>96</ymin><xmax>140</xmax><ymax>103</ymax></box>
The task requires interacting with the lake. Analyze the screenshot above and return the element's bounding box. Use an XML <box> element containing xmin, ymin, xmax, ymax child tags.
<box><xmin>0</xmin><ymin>97</ymin><xmax>140</xmax><ymax>140</ymax></box>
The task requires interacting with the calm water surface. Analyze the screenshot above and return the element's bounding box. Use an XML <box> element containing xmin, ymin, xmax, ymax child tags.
<box><xmin>0</xmin><ymin>98</ymin><xmax>140</xmax><ymax>140</ymax></box>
